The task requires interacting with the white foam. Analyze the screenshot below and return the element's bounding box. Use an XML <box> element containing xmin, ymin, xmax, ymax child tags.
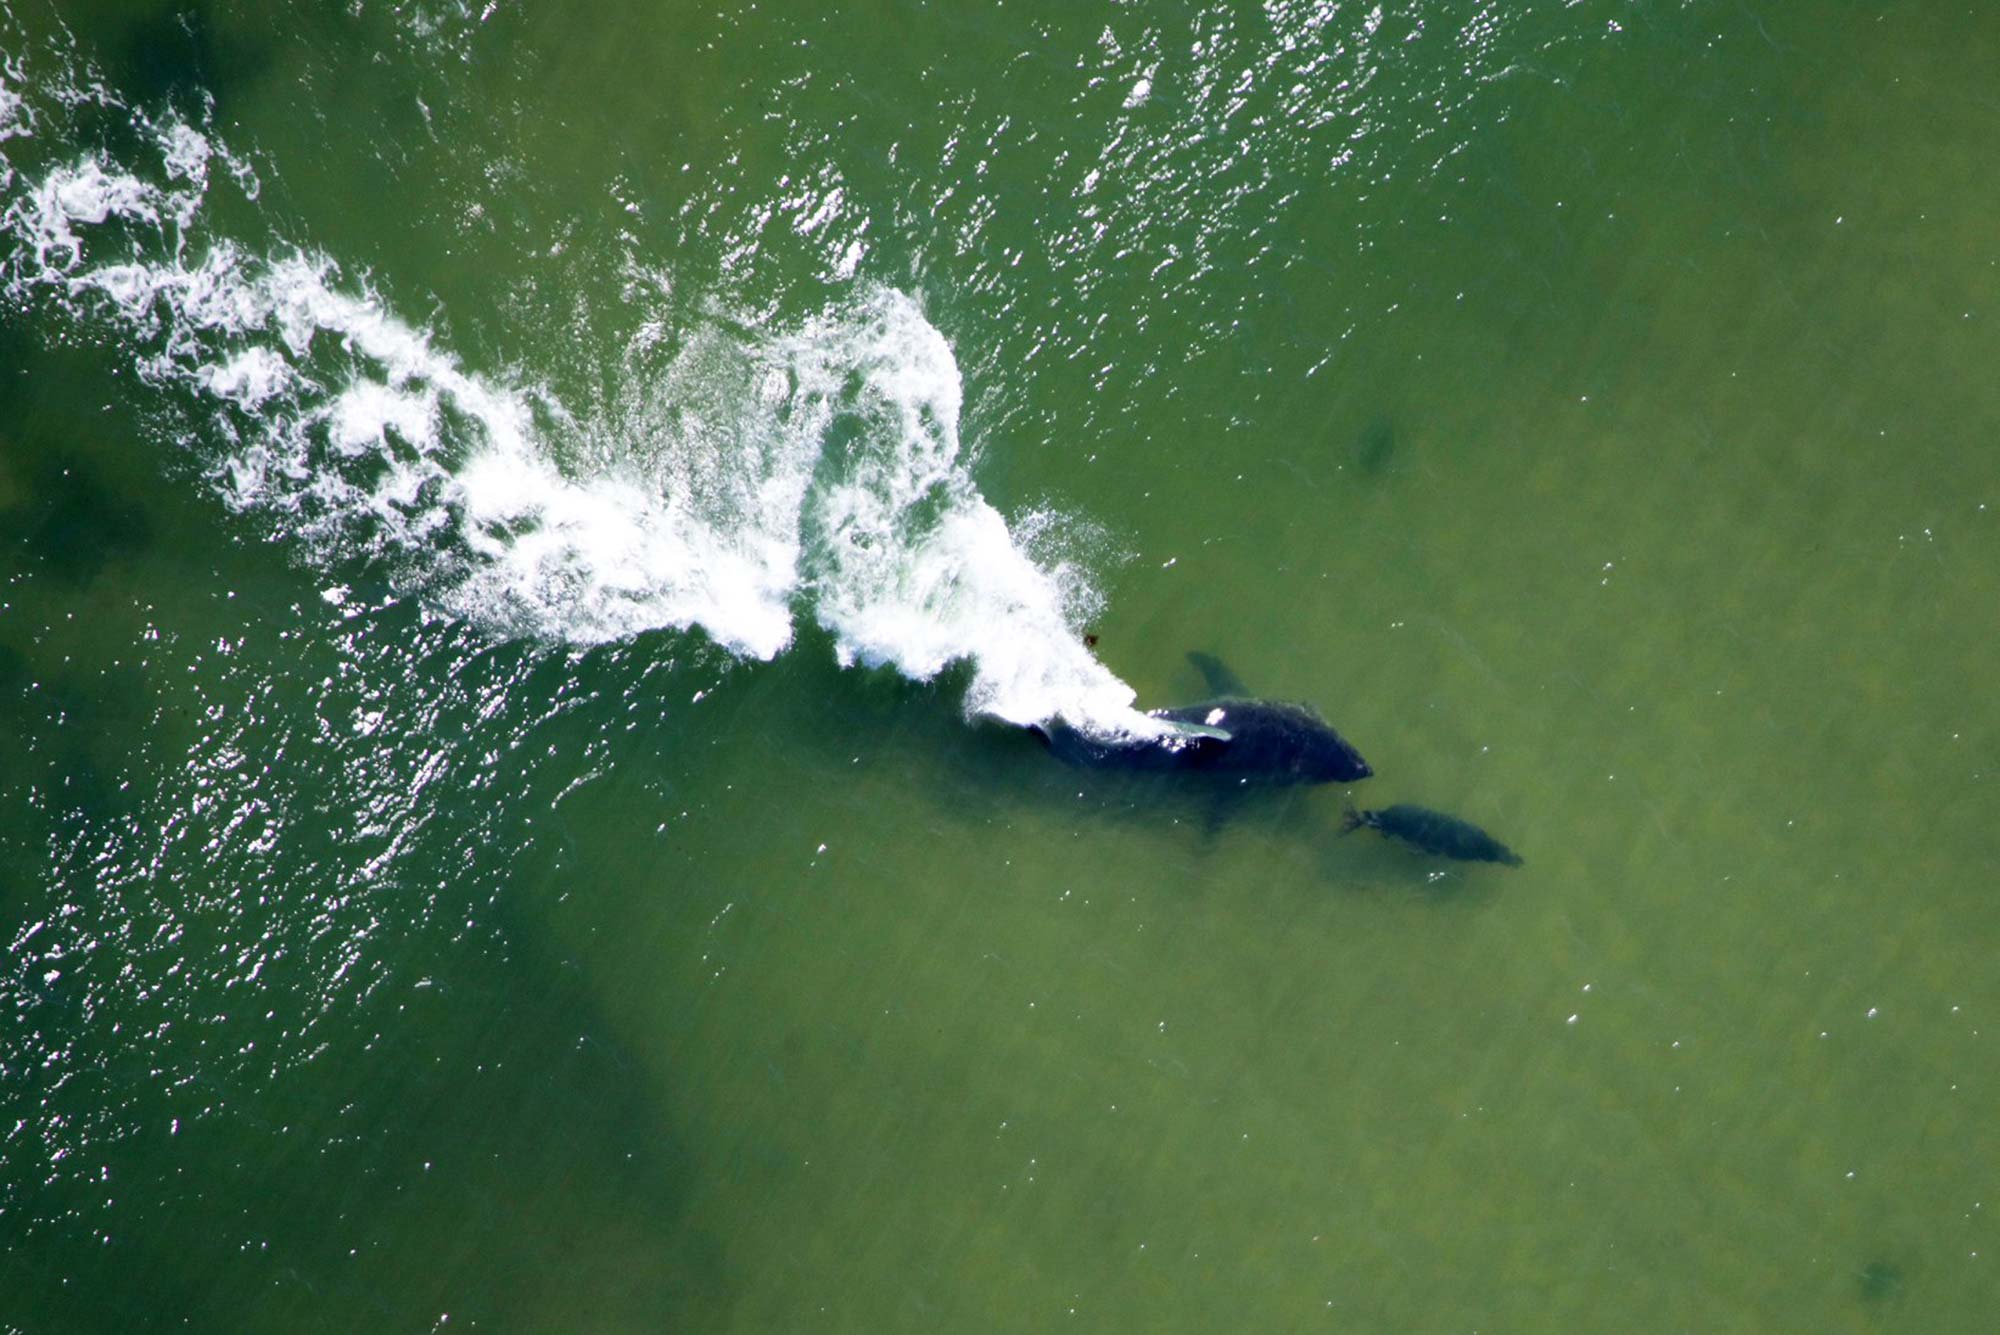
<box><xmin>0</xmin><ymin>65</ymin><xmax>29</xmax><ymax>148</ymax></box>
<box><xmin>6</xmin><ymin>157</ymin><xmax>160</xmax><ymax>270</ymax></box>
<box><xmin>201</xmin><ymin>346</ymin><xmax>296</xmax><ymax>410</ymax></box>
<box><xmin>0</xmin><ymin>82</ymin><xmax>1159</xmax><ymax>737</ymax></box>
<box><xmin>791</xmin><ymin>290</ymin><xmax>1167</xmax><ymax>738</ymax></box>
<box><xmin>161</xmin><ymin>122</ymin><xmax>211</xmax><ymax>184</ymax></box>
<box><xmin>328</xmin><ymin>379</ymin><xmax>439</xmax><ymax>457</ymax></box>
<box><xmin>825</xmin><ymin>497</ymin><xmax>1158</xmax><ymax>732</ymax></box>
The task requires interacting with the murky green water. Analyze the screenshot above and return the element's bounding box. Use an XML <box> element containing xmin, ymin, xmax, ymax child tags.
<box><xmin>4</xmin><ymin>1</ymin><xmax>1998</xmax><ymax>1330</ymax></box>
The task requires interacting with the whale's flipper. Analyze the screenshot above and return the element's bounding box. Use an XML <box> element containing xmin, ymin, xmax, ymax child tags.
<box><xmin>1186</xmin><ymin>651</ymin><xmax>1250</xmax><ymax>699</ymax></box>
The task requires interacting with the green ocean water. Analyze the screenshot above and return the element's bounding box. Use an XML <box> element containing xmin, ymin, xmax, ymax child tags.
<box><xmin>3</xmin><ymin>1</ymin><xmax>1998</xmax><ymax>1331</ymax></box>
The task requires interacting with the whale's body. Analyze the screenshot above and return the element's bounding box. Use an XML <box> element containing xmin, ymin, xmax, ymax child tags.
<box><xmin>1031</xmin><ymin>697</ymin><xmax>1372</xmax><ymax>786</ymax></box>
<box><xmin>1342</xmin><ymin>803</ymin><xmax>1522</xmax><ymax>866</ymax></box>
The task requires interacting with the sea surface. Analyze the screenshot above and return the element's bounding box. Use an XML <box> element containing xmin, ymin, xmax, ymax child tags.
<box><xmin>3</xmin><ymin>1</ymin><xmax>1997</xmax><ymax>1330</ymax></box>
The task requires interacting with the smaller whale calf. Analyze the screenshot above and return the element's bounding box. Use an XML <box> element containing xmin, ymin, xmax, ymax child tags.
<box><xmin>1341</xmin><ymin>803</ymin><xmax>1522</xmax><ymax>866</ymax></box>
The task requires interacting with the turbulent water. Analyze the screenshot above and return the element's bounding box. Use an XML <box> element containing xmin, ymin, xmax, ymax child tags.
<box><xmin>0</xmin><ymin>50</ymin><xmax>1147</xmax><ymax>735</ymax></box>
<box><xmin>5</xmin><ymin>1</ymin><xmax>2000</xmax><ymax>1331</ymax></box>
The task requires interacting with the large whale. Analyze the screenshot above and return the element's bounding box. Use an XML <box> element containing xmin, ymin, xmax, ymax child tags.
<box><xmin>1029</xmin><ymin>652</ymin><xmax>1372</xmax><ymax>786</ymax></box>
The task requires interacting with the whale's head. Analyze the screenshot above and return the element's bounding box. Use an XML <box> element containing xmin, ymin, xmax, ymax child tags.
<box><xmin>1195</xmin><ymin>700</ymin><xmax>1372</xmax><ymax>784</ymax></box>
<box><xmin>1296</xmin><ymin>735</ymin><xmax>1376</xmax><ymax>787</ymax></box>
<box><xmin>1294</xmin><ymin>720</ymin><xmax>1372</xmax><ymax>783</ymax></box>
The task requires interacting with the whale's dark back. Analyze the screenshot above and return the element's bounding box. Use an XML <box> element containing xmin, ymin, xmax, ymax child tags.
<box><xmin>1034</xmin><ymin>699</ymin><xmax>1371</xmax><ymax>785</ymax></box>
<box><xmin>1152</xmin><ymin>701</ymin><xmax>1371</xmax><ymax>783</ymax></box>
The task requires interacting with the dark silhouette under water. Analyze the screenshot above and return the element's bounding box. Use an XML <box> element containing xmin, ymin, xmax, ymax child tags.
<box><xmin>6</xmin><ymin>457</ymin><xmax>154</xmax><ymax>586</ymax></box>
<box><xmin>1342</xmin><ymin>803</ymin><xmax>1522</xmax><ymax>867</ymax></box>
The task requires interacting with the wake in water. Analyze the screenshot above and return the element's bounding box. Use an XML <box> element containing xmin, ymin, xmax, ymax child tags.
<box><xmin>0</xmin><ymin>51</ymin><xmax>1168</xmax><ymax>742</ymax></box>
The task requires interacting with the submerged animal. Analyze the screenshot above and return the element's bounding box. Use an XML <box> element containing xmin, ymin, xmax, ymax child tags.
<box><xmin>1341</xmin><ymin>803</ymin><xmax>1522</xmax><ymax>866</ymax></box>
<box><xmin>1029</xmin><ymin>652</ymin><xmax>1372</xmax><ymax>786</ymax></box>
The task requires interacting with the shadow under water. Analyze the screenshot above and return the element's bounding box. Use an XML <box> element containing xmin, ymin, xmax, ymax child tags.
<box><xmin>113</xmin><ymin>1</ymin><xmax>274</xmax><ymax>120</ymax></box>
<box><xmin>5</xmin><ymin>456</ymin><xmax>155</xmax><ymax>587</ymax></box>
<box><xmin>1353</xmin><ymin>414</ymin><xmax>1399</xmax><ymax>476</ymax></box>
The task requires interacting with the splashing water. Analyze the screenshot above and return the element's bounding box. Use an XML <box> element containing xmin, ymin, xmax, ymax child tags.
<box><xmin>0</xmin><ymin>64</ymin><xmax>1164</xmax><ymax>741</ymax></box>
<box><xmin>785</xmin><ymin>295</ymin><xmax>1154</xmax><ymax>731</ymax></box>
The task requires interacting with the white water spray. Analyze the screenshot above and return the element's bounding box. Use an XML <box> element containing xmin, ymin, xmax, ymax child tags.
<box><xmin>0</xmin><ymin>67</ymin><xmax>1165</xmax><ymax>739</ymax></box>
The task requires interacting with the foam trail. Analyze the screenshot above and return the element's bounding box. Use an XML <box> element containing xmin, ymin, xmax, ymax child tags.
<box><xmin>0</xmin><ymin>61</ymin><xmax>1162</xmax><ymax>738</ymax></box>
<box><xmin>2</xmin><ymin>121</ymin><xmax>805</xmax><ymax>658</ymax></box>
<box><xmin>0</xmin><ymin>58</ymin><xmax>29</xmax><ymax>155</ymax></box>
<box><xmin>786</xmin><ymin>291</ymin><xmax>1165</xmax><ymax>737</ymax></box>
